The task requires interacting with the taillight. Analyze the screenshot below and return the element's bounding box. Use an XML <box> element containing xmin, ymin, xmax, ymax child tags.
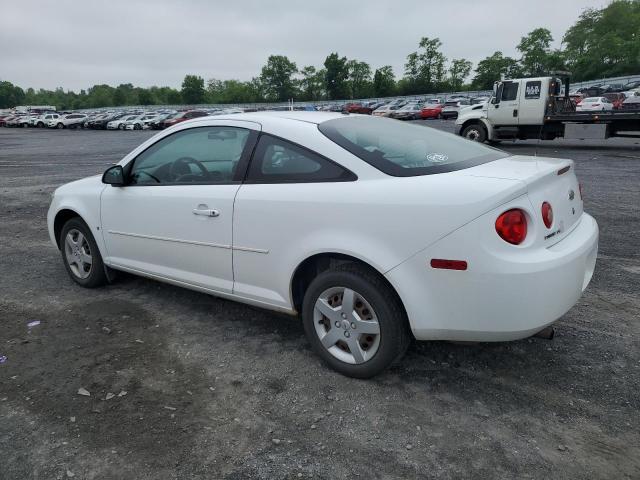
<box><xmin>495</xmin><ymin>209</ymin><xmax>528</xmax><ymax>245</ymax></box>
<box><xmin>541</xmin><ymin>202</ymin><xmax>553</xmax><ymax>228</ymax></box>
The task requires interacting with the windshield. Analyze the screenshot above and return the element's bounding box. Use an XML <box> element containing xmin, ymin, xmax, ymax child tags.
<box><xmin>318</xmin><ymin>116</ymin><xmax>509</xmax><ymax>176</ymax></box>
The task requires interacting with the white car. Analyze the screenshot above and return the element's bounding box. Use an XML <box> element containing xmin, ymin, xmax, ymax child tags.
<box><xmin>34</xmin><ymin>113</ymin><xmax>61</xmax><ymax>128</ymax></box>
<box><xmin>107</xmin><ymin>115</ymin><xmax>140</xmax><ymax>130</ymax></box>
<box><xmin>576</xmin><ymin>97</ymin><xmax>614</xmax><ymax>111</ymax></box>
<box><xmin>124</xmin><ymin>114</ymin><xmax>159</xmax><ymax>130</ymax></box>
<box><xmin>47</xmin><ymin>112</ymin><xmax>598</xmax><ymax>378</ymax></box>
<box><xmin>47</xmin><ymin>113</ymin><xmax>88</xmax><ymax>129</ymax></box>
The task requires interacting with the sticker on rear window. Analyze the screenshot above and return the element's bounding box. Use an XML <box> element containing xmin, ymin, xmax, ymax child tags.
<box><xmin>426</xmin><ymin>153</ymin><xmax>449</xmax><ymax>163</ymax></box>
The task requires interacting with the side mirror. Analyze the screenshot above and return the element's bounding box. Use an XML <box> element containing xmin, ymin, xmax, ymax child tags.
<box><xmin>102</xmin><ymin>165</ymin><xmax>125</xmax><ymax>186</ymax></box>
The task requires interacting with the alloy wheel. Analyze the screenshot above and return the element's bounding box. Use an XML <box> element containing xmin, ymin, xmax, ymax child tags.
<box><xmin>64</xmin><ymin>229</ymin><xmax>93</xmax><ymax>279</ymax></box>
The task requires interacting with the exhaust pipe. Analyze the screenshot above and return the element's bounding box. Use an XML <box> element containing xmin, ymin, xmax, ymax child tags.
<box><xmin>534</xmin><ymin>326</ymin><xmax>555</xmax><ymax>340</ymax></box>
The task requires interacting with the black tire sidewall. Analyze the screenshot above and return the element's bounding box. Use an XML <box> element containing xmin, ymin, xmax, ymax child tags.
<box><xmin>59</xmin><ymin>218</ymin><xmax>107</xmax><ymax>288</ymax></box>
<box><xmin>302</xmin><ymin>267</ymin><xmax>408</xmax><ymax>378</ymax></box>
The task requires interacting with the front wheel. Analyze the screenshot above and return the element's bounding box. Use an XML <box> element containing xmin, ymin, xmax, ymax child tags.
<box><xmin>57</xmin><ymin>123</ymin><xmax>64</xmax><ymax>129</ymax></box>
<box><xmin>302</xmin><ymin>264</ymin><xmax>411</xmax><ymax>378</ymax></box>
<box><xmin>118</xmin><ymin>123</ymin><xmax>125</xmax><ymax>130</ymax></box>
<box><xmin>60</xmin><ymin>217</ymin><xmax>108</xmax><ymax>288</ymax></box>
<box><xmin>461</xmin><ymin>123</ymin><xmax>487</xmax><ymax>142</ymax></box>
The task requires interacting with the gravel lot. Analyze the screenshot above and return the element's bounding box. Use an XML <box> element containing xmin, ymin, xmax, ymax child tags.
<box><xmin>1</xmin><ymin>121</ymin><xmax>639</xmax><ymax>479</ymax></box>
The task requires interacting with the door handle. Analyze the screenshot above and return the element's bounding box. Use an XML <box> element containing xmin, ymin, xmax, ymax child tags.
<box><xmin>192</xmin><ymin>208</ymin><xmax>219</xmax><ymax>217</ymax></box>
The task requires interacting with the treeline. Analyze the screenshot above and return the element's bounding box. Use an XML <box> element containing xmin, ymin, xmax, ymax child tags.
<box><xmin>1</xmin><ymin>0</ymin><xmax>638</xmax><ymax>109</ymax></box>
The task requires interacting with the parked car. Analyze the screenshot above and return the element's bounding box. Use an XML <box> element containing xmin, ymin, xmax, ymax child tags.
<box><xmin>621</xmin><ymin>93</ymin><xmax>640</xmax><ymax>110</ymax></box>
<box><xmin>622</xmin><ymin>80</ymin><xmax>640</xmax><ymax>91</ymax></box>
<box><xmin>372</xmin><ymin>102</ymin><xmax>406</xmax><ymax>117</ymax></box>
<box><xmin>5</xmin><ymin>115</ymin><xmax>28</xmax><ymax>127</ymax></box>
<box><xmin>33</xmin><ymin>113</ymin><xmax>61</xmax><ymax>128</ymax></box>
<box><xmin>471</xmin><ymin>96</ymin><xmax>491</xmax><ymax>105</ymax></box>
<box><xmin>344</xmin><ymin>103</ymin><xmax>373</xmax><ymax>115</ymax></box>
<box><xmin>599</xmin><ymin>83</ymin><xmax>625</xmax><ymax>93</ymax></box>
<box><xmin>107</xmin><ymin>115</ymin><xmax>141</xmax><ymax>130</ymax></box>
<box><xmin>147</xmin><ymin>113</ymin><xmax>176</xmax><ymax>130</ymax></box>
<box><xmin>159</xmin><ymin>110</ymin><xmax>209</xmax><ymax>129</ymax></box>
<box><xmin>603</xmin><ymin>93</ymin><xmax>626</xmax><ymax>109</ymax></box>
<box><xmin>48</xmin><ymin>112</ymin><xmax>598</xmax><ymax>378</ymax></box>
<box><xmin>48</xmin><ymin>113</ymin><xmax>88</xmax><ymax>129</ymax></box>
<box><xmin>441</xmin><ymin>99</ymin><xmax>471</xmax><ymax>119</ymax></box>
<box><xmin>124</xmin><ymin>113</ymin><xmax>159</xmax><ymax>130</ymax></box>
<box><xmin>0</xmin><ymin>115</ymin><xmax>19</xmax><ymax>127</ymax></box>
<box><xmin>89</xmin><ymin>113</ymin><xmax>126</xmax><ymax>130</ymax></box>
<box><xmin>575</xmin><ymin>97</ymin><xmax>614</xmax><ymax>111</ymax></box>
<box><xmin>420</xmin><ymin>103</ymin><xmax>444</xmax><ymax>119</ymax></box>
<box><xmin>389</xmin><ymin>102</ymin><xmax>423</xmax><ymax>120</ymax></box>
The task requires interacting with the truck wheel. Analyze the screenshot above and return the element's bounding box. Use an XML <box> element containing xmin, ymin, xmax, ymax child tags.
<box><xmin>461</xmin><ymin>123</ymin><xmax>487</xmax><ymax>142</ymax></box>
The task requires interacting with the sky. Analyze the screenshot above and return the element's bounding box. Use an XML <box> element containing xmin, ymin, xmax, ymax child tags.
<box><xmin>0</xmin><ymin>0</ymin><xmax>607</xmax><ymax>91</ymax></box>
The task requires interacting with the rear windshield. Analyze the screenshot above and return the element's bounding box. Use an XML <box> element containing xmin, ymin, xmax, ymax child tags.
<box><xmin>318</xmin><ymin>116</ymin><xmax>509</xmax><ymax>176</ymax></box>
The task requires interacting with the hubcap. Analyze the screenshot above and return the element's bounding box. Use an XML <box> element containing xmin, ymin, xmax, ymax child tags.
<box><xmin>64</xmin><ymin>229</ymin><xmax>92</xmax><ymax>279</ymax></box>
<box><xmin>466</xmin><ymin>129</ymin><xmax>480</xmax><ymax>141</ymax></box>
<box><xmin>313</xmin><ymin>287</ymin><xmax>381</xmax><ymax>364</ymax></box>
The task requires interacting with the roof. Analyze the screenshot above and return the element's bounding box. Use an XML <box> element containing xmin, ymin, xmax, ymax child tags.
<box><xmin>203</xmin><ymin>110</ymin><xmax>347</xmax><ymax>125</ymax></box>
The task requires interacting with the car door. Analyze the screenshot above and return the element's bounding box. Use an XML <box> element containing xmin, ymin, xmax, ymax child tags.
<box><xmin>489</xmin><ymin>80</ymin><xmax>520</xmax><ymax>125</ymax></box>
<box><xmin>101</xmin><ymin>121</ymin><xmax>259</xmax><ymax>292</ymax></box>
<box><xmin>233</xmin><ymin>133</ymin><xmax>357</xmax><ymax>308</ymax></box>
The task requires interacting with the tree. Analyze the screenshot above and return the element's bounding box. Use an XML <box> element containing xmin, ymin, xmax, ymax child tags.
<box><xmin>0</xmin><ymin>81</ymin><xmax>25</xmax><ymax>108</ymax></box>
<box><xmin>299</xmin><ymin>66</ymin><xmax>325</xmax><ymax>101</ymax></box>
<box><xmin>448</xmin><ymin>58</ymin><xmax>473</xmax><ymax>91</ymax></box>
<box><xmin>373</xmin><ymin>66</ymin><xmax>396</xmax><ymax>97</ymax></box>
<box><xmin>324</xmin><ymin>53</ymin><xmax>350</xmax><ymax>100</ymax></box>
<box><xmin>403</xmin><ymin>37</ymin><xmax>447</xmax><ymax>94</ymax></box>
<box><xmin>260</xmin><ymin>55</ymin><xmax>298</xmax><ymax>101</ymax></box>
<box><xmin>472</xmin><ymin>51</ymin><xmax>522</xmax><ymax>89</ymax></box>
<box><xmin>347</xmin><ymin>60</ymin><xmax>373</xmax><ymax>99</ymax></box>
<box><xmin>517</xmin><ymin>28</ymin><xmax>565</xmax><ymax>76</ymax></box>
<box><xmin>181</xmin><ymin>75</ymin><xmax>205</xmax><ymax>105</ymax></box>
<box><xmin>563</xmin><ymin>0</ymin><xmax>640</xmax><ymax>81</ymax></box>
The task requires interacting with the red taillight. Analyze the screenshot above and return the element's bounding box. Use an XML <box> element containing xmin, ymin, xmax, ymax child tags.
<box><xmin>495</xmin><ymin>209</ymin><xmax>528</xmax><ymax>245</ymax></box>
<box><xmin>541</xmin><ymin>202</ymin><xmax>553</xmax><ymax>228</ymax></box>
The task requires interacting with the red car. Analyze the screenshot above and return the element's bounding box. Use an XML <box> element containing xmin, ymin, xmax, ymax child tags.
<box><xmin>344</xmin><ymin>103</ymin><xmax>373</xmax><ymax>115</ymax></box>
<box><xmin>420</xmin><ymin>104</ymin><xmax>444</xmax><ymax>119</ymax></box>
<box><xmin>160</xmin><ymin>110</ymin><xmax>209</xmax><ymax>129</ymax></box>
<box><xmin>603</xmin><ymin>93</ymin><xmax>626</xmax><ymax>109</ymax></box>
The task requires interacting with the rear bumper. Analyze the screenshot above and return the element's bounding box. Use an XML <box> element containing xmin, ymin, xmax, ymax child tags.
<box><xmin>386</xmin><ymin>213</ymin><xmax>598</xmax><ymax>341</ymax></box>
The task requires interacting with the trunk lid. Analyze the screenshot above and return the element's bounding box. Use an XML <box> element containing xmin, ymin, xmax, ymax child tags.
<box><xmin>463</xmin><ymin>155</ymin><xmax>583</xmax><ymax>245</ymax></box>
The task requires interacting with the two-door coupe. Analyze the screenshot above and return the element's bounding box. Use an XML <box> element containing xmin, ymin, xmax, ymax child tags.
<box><xmin>48</xmin><ymin>112</ymin><xmax>598</xmax><ymax>377</ymax></box>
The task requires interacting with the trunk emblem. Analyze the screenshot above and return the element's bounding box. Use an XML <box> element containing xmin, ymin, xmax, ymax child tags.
<box><xmin>568</xmin><ymin>189</ymin><xmax>575</xmax><ymax>200</ymax></box>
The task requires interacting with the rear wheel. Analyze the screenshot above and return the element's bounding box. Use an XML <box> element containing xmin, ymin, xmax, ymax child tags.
<box><xmin>461</xmin><ymin>123</ymin><xmax>487</xmax><ymax>142</ymax></box>
<box><xmin>56</xmin><ymin>123</ymin><xmax>64</xmax><ymax>129</ymax></box>
<box><xmin>59</xmin><ymin>218</ymin><xmax>107</xmax><ymax>288</ymax></box>
<box><xmin>302</xmin><ymin>264</ymin><xmax>411</xmax><ymax>378</ymax></box>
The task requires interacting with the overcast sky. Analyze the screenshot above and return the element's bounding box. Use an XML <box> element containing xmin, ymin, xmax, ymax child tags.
<box><xmin>1</xmin><ymin>0</ymin><xmax>606</xmax><ymax>91</ymax></box>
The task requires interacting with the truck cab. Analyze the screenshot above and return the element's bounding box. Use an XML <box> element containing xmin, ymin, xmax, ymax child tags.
<box><xmin>456</xmin><ymin>77</ymin><xmax>558</xmax><ymax>142</ymax></box>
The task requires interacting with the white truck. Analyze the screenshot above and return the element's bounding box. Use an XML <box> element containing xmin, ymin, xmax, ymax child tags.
<box><xmin>455</xmin><ymin>75</ymin><xmax>640</xmax><ymax>143</ymax></box>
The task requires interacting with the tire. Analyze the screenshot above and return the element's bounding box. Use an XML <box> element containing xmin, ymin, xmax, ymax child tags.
<box><xmin>301</xmin><ymin>263</ymin><xmax>411</xmax><ymax>378</ymax></box>
<box><xmin>134</xmin><ymin>123</ymin><xmax>141</xmax><ymax>130</ymax></box>
<box><xmin>37</xmin><ymin>122</ymin><xmax>44</xmax><ymax>128</ymax></box>
<box><xmin>461</xmin><ymin>123</ymin><xmax>487</xmax><ymax>142</ymax></box>
<box><xmin>59</xmin><ymin>217</ymin><xmax>108</xmax><ymax>288</ymax></box>
<box><xmin>118</xmin><ymin>123</ymin><xmax>125</xmax><ymax>130</ymax></box>
<box><xmin>57</xmin><ymin>123</ymin><xmax>64</xmax><ymax>129</ymax></box>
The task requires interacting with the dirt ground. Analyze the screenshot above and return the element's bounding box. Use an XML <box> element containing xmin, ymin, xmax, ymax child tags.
<box><xmin>1</xmin><ymin>123</ymin><xmax>639</xmax><ymax>479</ymax></box>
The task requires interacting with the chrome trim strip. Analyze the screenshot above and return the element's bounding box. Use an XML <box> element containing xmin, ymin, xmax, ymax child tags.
<box><xmin>107</xmin><ymin>230</ymin><xmax>231</xmax><ymax>249</ymax></box>
<box><xmin>107</xmin><ymin>230</ymin><xmax>268</xmax><ymax>254</ymax></box>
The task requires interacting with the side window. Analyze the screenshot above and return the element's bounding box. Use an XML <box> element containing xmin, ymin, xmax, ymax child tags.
<box><xmin>501</xmin><ymin>82</ymin><xmax>519</xmax><ymax>101</ymax></box>
<box><xmin>128</xmin><ymin>126</ymin><xmax>250</xmax><ymax>185</ymax></box>
<box><xmin>524</xmin><ymin>81</ymin><xmax>541</xmax><ymax>99</ymax></box>
<box><xmin>246</xmin><ymin>134</ymin><xmax>356</xmax><ymax>184</ymax></box>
